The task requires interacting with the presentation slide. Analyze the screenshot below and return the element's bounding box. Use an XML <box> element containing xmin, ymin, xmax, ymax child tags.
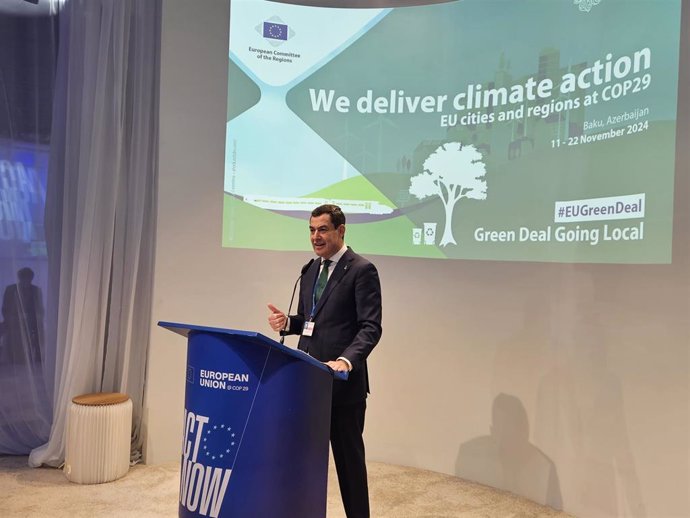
<box><xmin>223</xmin><ymin>0</ymin><xmax>681</xmax><ymax>263</ymax></box>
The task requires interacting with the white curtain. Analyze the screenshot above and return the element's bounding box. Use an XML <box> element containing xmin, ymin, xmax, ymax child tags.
<box><xmin>29</xmin><ymin>0</ymin><xmax>160</xmax><ymax>467</ymax></box>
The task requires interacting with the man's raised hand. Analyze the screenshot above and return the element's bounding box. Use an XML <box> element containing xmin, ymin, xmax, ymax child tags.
<box><xmin>267</xmin><ymin>303</ymin><xmax>287</xmax><ymax>333</ymax></box>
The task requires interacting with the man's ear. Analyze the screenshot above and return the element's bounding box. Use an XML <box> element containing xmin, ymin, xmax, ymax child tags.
<box><xmin>338</xmin><ymin>224</ymin><xmax>346</xmax><ymax>239</ymax></box>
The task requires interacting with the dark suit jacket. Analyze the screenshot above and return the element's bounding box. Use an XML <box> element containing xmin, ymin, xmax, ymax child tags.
<box><xmin>287</xmin><ymin>247</ymin><xmax>382</xmax><ymax>406</ymax></box>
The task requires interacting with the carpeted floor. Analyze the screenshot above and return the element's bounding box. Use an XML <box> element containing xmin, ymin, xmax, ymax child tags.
<box><xmin>0</xmin><ymin>455</ymin><xmax>573</xmax><ymax>517</ymax></box>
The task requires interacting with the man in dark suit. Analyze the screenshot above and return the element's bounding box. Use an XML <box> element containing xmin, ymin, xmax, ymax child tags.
<box><xmin>2</xmin><ymin>267</ymin><xmax>44</xmax><ymax>364</ymax></box>
<box><xmin>268</xmin><ymin>204</ymin><xmax>382</xmax><ymax>518</ymax></box>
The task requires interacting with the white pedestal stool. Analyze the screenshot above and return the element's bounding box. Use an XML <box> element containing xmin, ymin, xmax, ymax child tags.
<box><xmin>64</xmin><ymin>392</ymin><xmax>132</xmax><ymax>484</ymax></box>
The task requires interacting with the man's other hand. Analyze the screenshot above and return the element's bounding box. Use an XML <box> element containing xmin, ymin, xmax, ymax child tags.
<box><xmin>325</xmin><ymin>359</ymin><xmax>350</xmax><ymax>372</ymax></box>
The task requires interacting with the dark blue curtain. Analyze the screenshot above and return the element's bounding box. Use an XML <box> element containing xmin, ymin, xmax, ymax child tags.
<box><xmin>0</xmin><ymin>7</ymin><xmax>58</xmax><ymax>454</ymax></box>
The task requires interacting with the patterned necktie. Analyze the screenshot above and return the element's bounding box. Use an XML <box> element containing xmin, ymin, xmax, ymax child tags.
<box><xmin>314</xmin><ymin>259</ymin><xmax>332</xmax><ymax>303</ymax></box>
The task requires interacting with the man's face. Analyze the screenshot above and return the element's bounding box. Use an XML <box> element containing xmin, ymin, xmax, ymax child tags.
<box><xmin>18</xmin><ymin>271</ymin><xmax>33</xmax><ymax>285</ymax></box>
<box><xmin>309</xmin><ymin>213</ymin><xmax>345</xmax><ymax>259</ymax></box>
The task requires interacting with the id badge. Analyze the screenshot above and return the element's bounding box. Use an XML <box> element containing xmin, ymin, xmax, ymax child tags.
<box><xmin>302</xmin><ymin>321</ymin><xmax>315</xmax><ymax>337</ymax></box>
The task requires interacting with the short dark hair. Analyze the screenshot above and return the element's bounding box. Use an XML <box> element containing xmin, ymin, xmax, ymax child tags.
<box><xmin>311</xmin><ymin>204</ymin><xmax>345</xmax><ymax>228</ymax></box>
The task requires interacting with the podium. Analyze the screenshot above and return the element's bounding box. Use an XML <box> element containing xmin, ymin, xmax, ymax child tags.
<box><xmin>158</xmin><ymin>322</ymin><xmax>346</xmax><ymax>518</ymax></box>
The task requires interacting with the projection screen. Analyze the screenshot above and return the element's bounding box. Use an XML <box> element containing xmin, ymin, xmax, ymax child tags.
<box><xmin>222</xmin><ymin>0</ymin><xmax>681</xmax><ymax>264</ymax></box>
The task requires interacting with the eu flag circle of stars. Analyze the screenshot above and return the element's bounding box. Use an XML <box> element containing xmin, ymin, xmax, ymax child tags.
<box><xmin>202</xmin><ymin>423</ymin><xmax>238</xmax><ymax>468</ymax></box>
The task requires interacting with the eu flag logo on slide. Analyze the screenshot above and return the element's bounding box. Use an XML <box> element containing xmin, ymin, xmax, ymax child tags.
<box><xmin>256</xmin><ymin>16</ymin><xmax>294</xmax><ymax>47</ymax></box>
<box><xmin>263</xmin><ymin>22</ymin><xmax>288</xmax><ymax>41</ymax></box>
